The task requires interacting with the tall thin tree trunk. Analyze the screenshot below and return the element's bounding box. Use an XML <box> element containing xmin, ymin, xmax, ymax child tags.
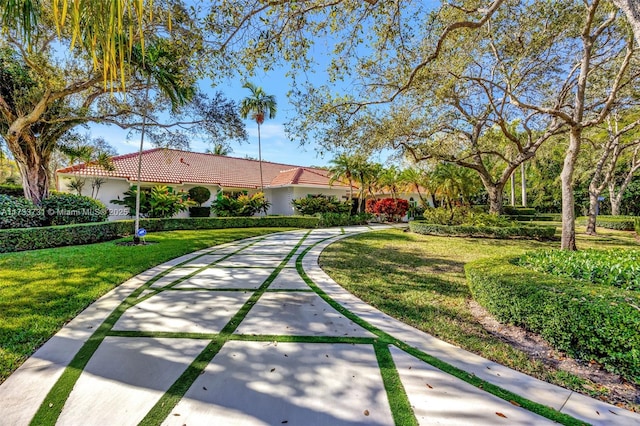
<box><xmin>560</xmin><ymin>129</ymin><xmax>581</xmax><ymax>251</ymax></box>
<box><xmin>258</xmin><ymin>123</ymin><xmax>264</xmax><ymax>191</ymax></box>
<box><xmin>520</xmin><ymin>163</ymin><xmax>527</xmax><ymax>207</ymax></box>
<box><xmin>609</xmin><ymin>186</ymin><xmax>622</xmax><ymax>216</ymax></box>
<box><xmin>510</xmin><ymin>171</ymin><xmax>516</xmax><ymax>206</ymax></box>
<box><xmin>586</xmin><ymin>191</ymin><xmax>599</xmax><ymax>235</ymax></box>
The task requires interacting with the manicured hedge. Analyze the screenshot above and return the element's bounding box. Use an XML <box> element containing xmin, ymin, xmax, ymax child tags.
<box><xmin>466</xmin><ymin>256</ymin><xmax>640</xmax><ymax>381</ymax></box>
<box><xmin>0</xmin><ymin>184</ymin><xmax>24</xmax><ymax>197</ymax></box>
<box><xmin>508</xmin><ymin>214</ymin><xmax>557</xmax><ymax>222</ymax></box>
<box><xmin>503</xmin><ymin>206</ymin><xmax>536</xmax><ymax>216</ymax></box>
<box><xmin>0</xmin><ymin>221</ymin><xmax>131</xmax><ymax>252</ymax></box>
<box><xmin>317</xmin><ymin>212</ymin><xmax>372</xmax><ymax>227</ymax></box>
<box><xmin>0</xmin><ymin>216</ymin><xmax>321</xmax><ymax>253</ymax></box>
<box><xmin>577</xmin><ymin>215</ymin><xmax>638</xmax><ymax>231</ymax></box>
<box><xmin>409</xmin><ymin>221</ymin><xmax>556</xmax><ymax>240</ymax></box>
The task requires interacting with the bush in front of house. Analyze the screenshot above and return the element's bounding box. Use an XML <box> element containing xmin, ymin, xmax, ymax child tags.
<box><xmin>188</xmin><ymin>186</ymin><xmax>212</xmax><ymax>217</ymax></box>
<box><xmin>366</xmin><ymin>198</ymin><xmax>409</xmax><ymax>222</ymax></box>
<box><xmin>465</xmin><ymin>255</ymin><xmax>640</xmax><ymax>382</ymax></box>
<box><xmin>0</xmin><ymin>194</ymin><xmax>44</xmax><ymax>228</ymax></box>
<box><xmin>188</xmin><ymin>186</ymin><xmax>211</xmax><ymax>206</ymax></box>
<box><xmin>317</xmin><ymin>212</ymin><xmax>373</xmax><ymax>227</ymax></box>
<box><xmin>213</xmin><ymin>192</ymin><xmax>270</xmax><ymax>217</ymax></box>
<box><xmin>41</xmin><ymin>193</ymin><xmax>108</xmax><ymax>225</ymax></box>
<box><xmin>188</xmin><ymin>207</ymin><xmax>211</xmax><ymax>217</ymax></box>
<box><xmin>291</xmin><ymin>195</ymin><xmax>351</xmax><ymax>216</ymax></box>
<box><xmin>111</xmin><ymin>185</ymin><xmax>192</xmax><ymax>218</ymax></box>
<box><xmin>0</xmin><ymin>216</ymin><xmax>322</xmax><ymax>253</ymax></box>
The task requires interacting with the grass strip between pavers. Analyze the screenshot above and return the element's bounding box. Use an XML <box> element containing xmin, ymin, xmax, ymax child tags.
<box><xmin>294</xmin><ymin>238</ymin><xmax>588</xmax><ymax>426</ymax></box>
<box><xmin>29</xmin><ymin>236</ymin><xmax>272</xmax><ymax>426</ymax></box>
<box><xmin>138</xmin><ymin>231</ymin><xmax>312</xmax><ymax>425</ymax></box>
<box><xmin>374</xmin><ymin>342</ymin><xmax>419</xmax><ymax>426</ymax></box>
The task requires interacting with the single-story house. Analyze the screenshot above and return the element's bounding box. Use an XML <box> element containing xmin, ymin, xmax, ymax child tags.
<box><xmin>56</xmin><ymin>148</ymin><xmax>354</xmax><ymax>220</ymax></box>
<box><xmin>56</xmin><ymin>148</ymin><xmax>434</xmax><ymax>220</ymax></box>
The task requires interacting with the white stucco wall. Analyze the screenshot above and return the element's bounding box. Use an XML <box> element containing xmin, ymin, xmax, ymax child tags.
<box><xmin>57</xmin><ymin>175</ymin><xmax>221</xmax><ymax>220</ymax></box>
<box><xmin>57</xmin><ymin>175</ymin><xmax>132</xmax><ymax>221</ymax></box>
<box><xmin>267</xmin><ymin>187</ymin><xmax>294</xmax><ymax>215</ymax></box>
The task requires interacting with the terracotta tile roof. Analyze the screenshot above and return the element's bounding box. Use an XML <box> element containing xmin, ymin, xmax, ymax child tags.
<box><xmin>269</xmin><ymin>167</ymin><xmax>350</xmax><ymax>188</ymax></box>
<box><xmin>56</xmin><ymin>148</ymin><xmax>349</xmax><ymax>189</ymax></box>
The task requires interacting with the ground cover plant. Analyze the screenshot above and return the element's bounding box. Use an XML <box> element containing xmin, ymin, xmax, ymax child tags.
<box><xmin>0</xmin><ymin>227</ymin><xmax>292</xmax><ymax>383</ymax></box>
<box><xmin>519</xmin><ymin>249</ymin><xmax>640</xmax><ymax>291</ymax></box>
<box><xmin>319</xmin><ymin>226</ymin><xmax>640</xmax><ymax>410</ymax></box>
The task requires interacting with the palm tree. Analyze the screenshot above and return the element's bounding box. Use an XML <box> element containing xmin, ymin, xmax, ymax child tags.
<box><xmin>240</xmin><ymin>82</ymin><xmax>277</xmax><ymax>191</ymax></box>
<box><xmin>328</xmin><ymin>154</ymin><xmax>357</xmax><ymax>201</ymax></box>
<box><xmin>208</xmin><ymin>143</ymin><xmax>232</xmax><ymax>156</ymax></box>
<box><xmin>399</xmin><ymin>167</ymin><xmax>433</xmax><ymax>207</ymax></box>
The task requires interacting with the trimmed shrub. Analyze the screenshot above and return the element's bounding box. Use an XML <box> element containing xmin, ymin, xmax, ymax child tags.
<box><xmin>0</xmin><ymin>195</ymin><xmax>44</xmax><ymax>228</ymax></box>
<box><xmin>503</xmin><ymin>206</ymin><xmax>536</xmax><ymax>216</ymax></box>
<box><xmin>466</xmin><ymin>256</ymin><xmax>640</xmax><ymax>381</ymax></box>
<box><xmin>0</xmin><ymin>184</ymin><xmax>24</xmax><ymax>197</ymax></box>
<box><xmin>597</xmin><ymin>215</ymin><xmax>637</xmax><ymax>231</ymax></box>
<box><xmin>409</xmin><ymin>221</ymin><xmax>556</xmax><ymax>240</ymax></box>
<box><xmin>519</xmin><ymin>249</ymin><xmax>640</xmax><ymax>291</ymax></box>
<box><xmin>0</xmin><ymin>216</ymin><xmax>321</xmax><ymax>253</ymax></box>
<box><xmin>318</xmin><ymin>212</ymin><xmax>373</xmax><ymax>227</ymax></box>
<box><xmin>292</xmin><ymin>195</ymin><xmax>351</xmax><ymax>215</ymax></box>
<box><xmin>0</xmin><ymin>221</ymin><xmax>131</xmax><ymax>252</ymax></box>
<box><xmin>189</xmin><ymin>206</ymin><xmax>211</xmax><ymax>217</ymax></box>
<box><xmin>41</xmin><ymin>193</ymin><xmax>108</xmax><ymax>225</ymax></box>
<box><xmin>188</xmin><ymin>186</ymin><xmax>211</xmax><ymax>206</ymax></box>
<box><xmin>576</xmin><ymin>215</ymin><xmax>637</xmax><ymax>231</ymax></box>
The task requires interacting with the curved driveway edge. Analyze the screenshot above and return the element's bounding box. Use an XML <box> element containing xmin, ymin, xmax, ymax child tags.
<box><xmin>0</xmin><ymin>227</ymin><xmax>637</xmax><ymax>425</ymax></box>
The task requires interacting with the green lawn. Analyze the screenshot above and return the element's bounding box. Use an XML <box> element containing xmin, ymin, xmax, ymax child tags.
<box><xmin>319</xmin><ymin>224</ymin><xmax>639</xmax><ymax>408</ymax></box>
<box><xmin>0</xmin><ymin>228</ymin><xmax>292</xmax><ymax>383</ymax></box>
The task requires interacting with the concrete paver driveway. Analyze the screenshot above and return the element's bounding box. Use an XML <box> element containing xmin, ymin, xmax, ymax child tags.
<box><xmin>1</xmin><ymin>227</ymin><xmax>638</xmax><ymax>425</ymax></box>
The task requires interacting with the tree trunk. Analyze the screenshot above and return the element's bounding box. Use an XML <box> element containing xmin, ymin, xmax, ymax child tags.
<box><xmin>611</xmin><ymin>0</ymin><xmax>640</xmax><ymax>44</ymax></box>
<box><xmin>510</xmin><ymin>171</ymin><xmax>516</xmax><ymax>206</ymax></box>
<box><xmin>560</xmin><ymin>129</ymin><xmax>581</xmax><ymax>251</ymax></box>
<box><xmin>608</xmin><ymin>156</ymin><xmax>640</xmax><ymax>216</ymax></box>
<box><xmin>520</xmin><ymin>163</ymin><xmax>527</xmax><ymax>207</ymax></box>
<box><xmin>585</xmin><ymin>190</ymin><xmax>598</xmax><ymax>235</ymax></box>
<box><xmin>17</xmin><ymin>159</ymin><xmax>50</xmax><ymax>204</ymax></box>
<box><xmin>609</xmin><ymin>184</ymin><xmax>622</xmax><ymax>216</ymax></box>
<box><xmin>486</xmin><ymin>184</ymin><xmax>504</xmax><ymax>214</ymax></box>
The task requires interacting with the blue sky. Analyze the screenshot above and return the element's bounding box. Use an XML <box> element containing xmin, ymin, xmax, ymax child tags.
<box><xmin>89</xmin><ymin>61</ymin><xmax>345</xmax><ymax>167</ymax></box>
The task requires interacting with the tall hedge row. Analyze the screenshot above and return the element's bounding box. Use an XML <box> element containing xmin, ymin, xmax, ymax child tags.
<box><xmin>466</xmin><ymin>256</ymin><xmax>640</xmax><ymax>381</ymax></box>
<box><xmin>0</xmin><ymin>216</ymin><xmax>321</xmax><ymax>253</ymax></box>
